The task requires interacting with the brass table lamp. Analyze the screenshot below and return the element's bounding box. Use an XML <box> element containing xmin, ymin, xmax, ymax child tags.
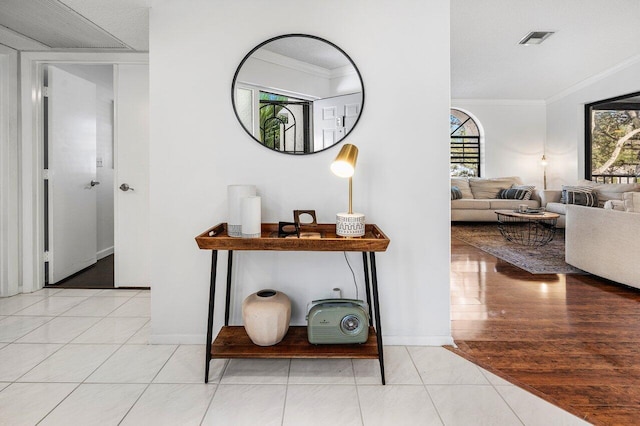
<box><xmin>331</xmin><ymin>144</ymin><xmax>365</xmax><ymax>237</ymax></box>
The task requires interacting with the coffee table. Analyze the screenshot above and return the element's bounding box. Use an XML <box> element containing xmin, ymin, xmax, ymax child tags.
<box><xmin>495</xmin><ymin>210</ymin><xmax>560</xmax><ymax>247</ymax></box>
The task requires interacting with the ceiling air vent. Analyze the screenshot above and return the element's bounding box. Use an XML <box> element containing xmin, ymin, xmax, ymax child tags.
<box><xmin>518</xmin><ymin>31</ymin><xmax>554</xmax><ymax>46</ymax></box>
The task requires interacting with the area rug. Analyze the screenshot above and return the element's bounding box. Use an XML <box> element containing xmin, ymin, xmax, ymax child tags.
<box><xmin>451</xmin><ymin>223</ymin><xmax>586</xmax><ymax>275</ymax></box>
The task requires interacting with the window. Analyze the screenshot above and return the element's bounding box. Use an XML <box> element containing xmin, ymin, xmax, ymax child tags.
<box><xmin>259</xmin><ymin>91</ymin><xmax>311</xmax><ymax>153</ymax></box>
<box><xmin>450</xmin><ymin>109</ymin><xmax>481</xmax><ymax>177</ymax></box>
<box><xmin>586</xmin><ymin>92</ymin><xmax>640</xmax><ymax>183</ymax></box>
<box><xmin>234</xmin><ymin>85</ymin><xmax>313</xmax><ymax>154</ymax></box>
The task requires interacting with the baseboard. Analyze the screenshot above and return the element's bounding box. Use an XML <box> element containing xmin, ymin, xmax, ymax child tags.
<box><xmin>97</xmin><ymin>246</ymin><xmax>114</xmax><ymax>260</ymax></box>
<box><xmin>150</xmin><ymin>334</ymin><xmax>205</xmax><ymax>345</ymax></box>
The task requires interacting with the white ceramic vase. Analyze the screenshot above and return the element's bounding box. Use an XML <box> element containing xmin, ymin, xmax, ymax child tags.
<box><xmin>242</xmin><ymin>289</ymin><xmax>291</xmax><ymax>346</ymax></box>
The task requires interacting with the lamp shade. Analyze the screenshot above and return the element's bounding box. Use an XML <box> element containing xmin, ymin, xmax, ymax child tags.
<box><xmin>541</xmin><ymin>154</ymin><xmax>548</xmax><ymax>167</ymax></box>
<box><xmin>330</xmin><ymin>144</ymin><xmax>358</xmax><ymax>178</ymax></box>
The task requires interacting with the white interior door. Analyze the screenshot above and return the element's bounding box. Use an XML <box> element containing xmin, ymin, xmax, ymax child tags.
<box><xmin>47</xmin><ymin>66</ymin><xmax>98</xmax><ymax>284</ymax></box>
<box><xmin>312</xmin><ymin>92</ymin><xmax>362</xmax><ymax>151</ymax></box>
<box><xmin>114</xmin><ymin>64</ymin><xmax>150</xmax><ymax>288</ymax></box>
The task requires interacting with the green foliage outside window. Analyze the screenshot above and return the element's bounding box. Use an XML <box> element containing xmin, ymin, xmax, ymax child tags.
<box><xmin>259</xmin><ymin>93</ymin><xmax>289</xmax><ymax>150</ymax></box>
<box><xmin>591</xmin><ymin>110</ymin><xmax>640</xmax><ymax>177</ymax></box>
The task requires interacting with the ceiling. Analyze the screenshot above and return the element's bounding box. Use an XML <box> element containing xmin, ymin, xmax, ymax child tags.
<box><xmin>451</xmin><ymin>0</ymin><xmax>640</xmax><ymax>100</ymax></box>
<box><xmin>1</xmin><ymin>0</ymin><xmax>639</xmax><ymax>100</ymax></box>
<box><xmin>261</xmin><ymin>36</ymin><xmax>352</xmax><ymax>71</ymax></box>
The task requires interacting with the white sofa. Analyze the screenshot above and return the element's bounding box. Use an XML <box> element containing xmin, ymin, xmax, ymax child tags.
<box><xmin>566</xmin><ymin>201</ymin><xmax>640</xmax><ymax>289</ymax></box>
<box><xmin>541</xmin><ymin>180</ymin><xmax>640</xmax><ymax>228</ymax></box>
<box><xmin>451</xmin><ymin>176</ymin><xmax>540</xmax><ymax>222</ymax></box>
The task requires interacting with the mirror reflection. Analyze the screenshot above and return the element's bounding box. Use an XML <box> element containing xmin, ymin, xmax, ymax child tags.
<box><xmin>232</xmin><ymin>34</ymin><xmax>364</xmax><ymax>155</ymax></box>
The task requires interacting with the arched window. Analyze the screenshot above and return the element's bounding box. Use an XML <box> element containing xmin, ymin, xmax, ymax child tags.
<box><xmin>450</xmin><ymin>109</ymin><xmax>481</xmax><ymax>177</ymax></box>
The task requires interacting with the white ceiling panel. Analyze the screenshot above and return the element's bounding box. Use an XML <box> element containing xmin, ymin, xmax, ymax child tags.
<box><xmin>0</xmin><ymin>24</ymin><xmax>49</xmax><ymax>51</ymax></box>
<box><xmin>0</xmin><ymin>0</ymin><xmax>131</xmax><ymax>49</ymax></box>
<box><xmin>58</xmin><ymin>0</ymin><xmax>149</xmax><ymax>51</ymax></box>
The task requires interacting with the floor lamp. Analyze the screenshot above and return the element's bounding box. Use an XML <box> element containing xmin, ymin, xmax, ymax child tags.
<box><xmin>541</xmin><ymin>154</ymin><xmax>548</xmax><ymax>190</ymax></box>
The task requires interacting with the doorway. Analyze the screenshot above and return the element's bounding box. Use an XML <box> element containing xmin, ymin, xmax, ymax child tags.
<box><xmin>18</xmin><ymin>52</ymin><xmax>149</xmax><ymax>295</ymax></box>
<box><xmin>44</xmin><ymin>64</ymin><xmax>115</xmax><ymax>288</ymax></box>
<box><xmin>32</xmin><ymin>59</ymin><xmax>150</xmax><ymax>290</ymax></box>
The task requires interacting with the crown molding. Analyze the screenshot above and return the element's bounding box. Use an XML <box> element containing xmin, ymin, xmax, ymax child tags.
<box><xmin>546</xmin><ymin>53</ymin><xmax>640</xmax><ymax>104</ymax></box>
<box><xmin>252</xmin><ymin>49</ymin><xmax>331</xmax><ymax>79</ymax></box>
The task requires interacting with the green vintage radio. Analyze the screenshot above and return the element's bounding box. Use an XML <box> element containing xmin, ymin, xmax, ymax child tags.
<box><xmin>306</xmin><ymin>299</ymin><xmax>369</xmax><ymax>344</ymax></box>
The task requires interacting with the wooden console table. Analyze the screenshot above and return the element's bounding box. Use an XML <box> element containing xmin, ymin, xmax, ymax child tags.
<box><xmin>195</xmin><ymin>223</ymin><xmax>390</xmax><ymax>384</ymax></box>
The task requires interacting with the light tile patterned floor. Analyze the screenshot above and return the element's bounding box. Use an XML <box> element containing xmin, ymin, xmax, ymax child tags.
<box><xmin>0</xmin><ymin>289</ymin><xmax>590</xmax><ymax>425</ymax></box>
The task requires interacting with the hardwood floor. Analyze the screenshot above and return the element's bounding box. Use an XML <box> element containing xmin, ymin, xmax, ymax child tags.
<box><xmin>46</xmin><ymin>254</ymin><xmax>114</xmax><ymax>288</ymax></box>
<box><xmin>450</xmin><ymin>236</ymin><xmax>640</xmax><ymax>426</ymax></box>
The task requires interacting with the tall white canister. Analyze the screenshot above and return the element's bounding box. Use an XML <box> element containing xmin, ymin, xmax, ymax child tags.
<box><xmin>241</xmin><ymin>196</ymin><xmax>262</xmax><ymax>238</ymax></box>
<box><xmin>227</xmin><ymin>185</ymin><xmax>256</xmax><ymax>237</ymax></box>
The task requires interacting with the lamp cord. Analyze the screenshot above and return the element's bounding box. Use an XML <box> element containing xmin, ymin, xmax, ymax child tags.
<box><xmin>343</xmin><ymin>251</ymin><xmax>359</xmax><ymax>300</ymax></box>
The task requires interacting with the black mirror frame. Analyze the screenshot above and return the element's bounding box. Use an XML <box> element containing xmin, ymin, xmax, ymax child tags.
<box><xmin>231</xmin><ymin>33</ymin><xmax>365</xmax><ymax>155</ymax></box>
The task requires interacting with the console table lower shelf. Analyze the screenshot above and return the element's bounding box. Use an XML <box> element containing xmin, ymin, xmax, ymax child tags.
<box><xmin>212</xmin><ymin>326</ymin><xmax>379</xmax><ymax>359</ymax></box>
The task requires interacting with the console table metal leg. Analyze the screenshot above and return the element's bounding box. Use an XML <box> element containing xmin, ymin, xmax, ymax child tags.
<box><xmin>224</xmin><ymin>250</ymin><xmax>233</xmax><ymax>326</ymax></box>
<box><xmin>369</xmin><ymin>252</ymin><xmax>386</xmax><ymax>385</ymax></box>
<box><xmin>362</xmin><ymin>252</ymin><xmax>373</xmax><ymax>326</ymax></box>
<box><xmin>205</xmin><ymin>250</ymin><xmax>218</xmax><ymax>384</ymax></box>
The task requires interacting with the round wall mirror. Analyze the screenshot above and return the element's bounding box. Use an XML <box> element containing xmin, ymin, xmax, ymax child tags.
<box><xmin>231</xmin><ymin>34</ymin><xmax>365</xmax><ymax>155</ymax></box>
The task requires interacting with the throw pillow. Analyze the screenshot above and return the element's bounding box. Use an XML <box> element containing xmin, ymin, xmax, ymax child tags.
<box><xmin>468</xmin><ymin>177</ymin><xmax>520</xmax><ymax>199</ymax></box>
<box><xmin>576</xmin><ymin>179</ymin><xmax>640</xmax><ymax>208</ymax></box>
<box><xmin>497</xmin><ymin>188</ymin><xmax>529</xmax><ymax>200</ymax></box>
<box><xmin>451</xmin><ymin>178</ymin><xmax>473</xmax><ymax>199</ymax></box>
<box><xmin>510</xmin><ymin>184</ymin><xmax>535</xmax><ymax>200</ymax></box>
<box><xmin>561</xmin><ymin>185</ymin><xmax>598</xmax><ymax>207</ymax></box>
<box><xmin>451</xmin><ymin>186</ymin><xmax>463</xmax><ymax>200</ymax></box>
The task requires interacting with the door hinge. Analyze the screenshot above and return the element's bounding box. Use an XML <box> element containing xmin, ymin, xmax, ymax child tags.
<box><xmin>43</xmin><ymin>169</ymin><xmax>49</xmax><ymax>180</ymax></box>
<box><xmin>44</xmin><ymin>251</ymin><xmax>50</xmax><ymax>262</ymax></box>
<box><xmin>43</xmin><ymin>86</ymin><xmax>49</xmax><ymax>97</ymax></box>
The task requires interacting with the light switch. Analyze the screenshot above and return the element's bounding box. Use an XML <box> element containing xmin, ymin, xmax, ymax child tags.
<box><xmin>96</xmin><ymin>157</ymin><xmax>103</xmax><ymax>167</ymax></box>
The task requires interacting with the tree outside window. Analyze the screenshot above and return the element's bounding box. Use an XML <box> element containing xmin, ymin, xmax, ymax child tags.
<box><xmin>586</xmin><ymin>92</ymin><xmax>640</xmax><ymax>183</ymax></box>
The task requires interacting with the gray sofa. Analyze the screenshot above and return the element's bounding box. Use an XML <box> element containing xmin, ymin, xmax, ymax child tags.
<box><xmin>566</xmin><ymin>200</ymin><xmax>640</xmax><ymax>289</ymax></box>
<box><xmin>451</xmin><ymin>176</ymin><xmax>541</xmax><ymax>222</ymax></box>
<box><xmin>541</xmin><ymin>180</ymin><xmax>640</xmax><ymax>228</ymax></box>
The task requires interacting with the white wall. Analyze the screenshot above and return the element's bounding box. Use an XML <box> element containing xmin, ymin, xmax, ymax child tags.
<box><xmin>330</xmin><ymin>67</ymin><xmax>362</xmax><ymax>95</ymax></box>
<box><xmin>451</xmin><ymin>100</ymin><xmax>547</xmax><ymax>188</ymax></box>
<box><xmin>546</xmin><ymin>59</ymin><xmax>640</xmax><ymax>188</ymax></box>
<box><xmin>0</xmin><ymin>46</ymin><xmax>19</xmax><ymax>297</ymax></box>
<box><xmin>149</xmin><ymin>0</ymin><xmax>452</xmax><ymax>345</ymax></box>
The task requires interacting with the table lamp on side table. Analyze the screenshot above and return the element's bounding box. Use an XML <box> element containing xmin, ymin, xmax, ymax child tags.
<box><xmin>330</xmin><ymin>143</ymin><xmax>365</xmax><ymax>237</ymax></box>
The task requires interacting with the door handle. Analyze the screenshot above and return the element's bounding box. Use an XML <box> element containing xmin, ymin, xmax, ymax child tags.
<box><xmin>119</xmin><ymin>183</ymin><xmax>135</xmax><ymax>192</ymax></box>
<box><xmin>90</xmin><ymin>180</ymin><xmax>100</xmax><ymax>187</ymax></box>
